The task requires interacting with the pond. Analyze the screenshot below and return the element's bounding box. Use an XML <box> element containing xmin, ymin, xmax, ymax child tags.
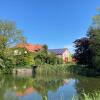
<box><xmin>0</xmin><ymin>73</ymin><xmax>100</xmax><ymax>100</ymax></box>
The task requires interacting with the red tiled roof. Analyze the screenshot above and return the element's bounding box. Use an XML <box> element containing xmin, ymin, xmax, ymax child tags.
<box><xmin>16</xmin><ymin>43</ymin><xmax>43</xmax><ymax>52</ymax></box>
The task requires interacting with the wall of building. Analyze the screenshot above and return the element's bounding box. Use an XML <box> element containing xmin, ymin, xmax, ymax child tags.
<box><xmin>63</xmin><ymin>50</ymin><xmax>72</xmax><ymax>62</ymax></box>
<box><xmin>13</xmin><ymin>68</ymin><xmax>32</xmax><ymax>75</ymax></box>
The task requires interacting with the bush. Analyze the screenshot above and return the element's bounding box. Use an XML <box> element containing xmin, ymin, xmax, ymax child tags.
<box><xmin>36</xmin><ymin>64</ymin><xmax>73</xmax><ymax>75</ymax></box>
<box><xmin>1</xmin><ymin>58</ymin><xmax>15</xmax><ymax>74</ymax></box>
<box><xmin>15</xmin><ymin>48</ymin><xmax>35</xmax><ymax>67</ymax></box>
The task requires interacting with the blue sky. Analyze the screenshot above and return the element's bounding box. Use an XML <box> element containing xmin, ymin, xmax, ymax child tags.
<box><xmin>0</xmin><ymin>0</ymin><xmax>100</xmax><ymax>52</ymax></box>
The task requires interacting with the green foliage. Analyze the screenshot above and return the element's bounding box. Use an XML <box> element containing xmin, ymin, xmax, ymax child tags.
<box><xmin>67</xmin><ymin>64</ymin><xmax>100</xmax><ymax>76</ymax></box>
<box><xmin>88</xmin><ymin>28</ymin><xmax>100</xmax><ymax>71</ymax></box>
<box><xmin>15</xmin><ymin>48</ymin><xmax>35</xmax><ymax>67</ymax></box>
<box><xmin>34</xmin><ymin>45</ymin><xmax>48</xmax><ymax>65</ymax></box>
<box><xmin>36</xmin><ymin>63</ymin><xmax>73</xmax><ymax>75</ymax></box>
<box><xmin>74</xmin><ymin>9</ymin><xmax>100</xmax><ymax>75</ymax></box>
<box><xmin>2</xmin><ymin>58</ymin><xmax>14</xmax><ymax>74</ymax></box>
<box><xmin>34</xmin><ymin>45</ymin><xmax>63</xmax><ymax>65</ymax></box>
<box><xmin>0</xmin><ymin>20</ymin><xmax>26</xmax><ymax>73</ymax></box>
<box><xmin>0</xmin><ymin>20</ymin><xmax>26</xmax><ymax>47</ymax></box>
<box><xmin>35</xmin><ymin>58</ymin><xmax>42</xmax><ymax>65</ymax></box>
<box><xmin>0</xmin><ymin>58</ymin><xmax>5</xmax><ymax>69</ymax></box>
<box><xmin>57</xmin><ymin>57</ymin><xmax>63</xmax><ymax>64</ymax></box>
<box><xmin>46</xmin><ymin>52</ymin><xmax>63</xmax><ymax>65</ymax></box>
<box><xmin>47</xmin><ymin>53</ymin><xmax>58</xmax><ymax>65</ymax></box>
<box><xmin>93</xmin><ymin>8</ymin><xmax>100</xmax><ymax>27</ymax></box>
<box><xmin>74</xmin><ymin>38</ymin><xmax>91</xmax><ymax>66</ymax></box>
<box><xmin>74</xmin><ymin>91</ymin><xmax>100</xmax><ymax>100</ymax></box>
<box><xmin>88</xmin><ymin>10</ymin><xmax>100</xmax><ymax>71</ymax></box>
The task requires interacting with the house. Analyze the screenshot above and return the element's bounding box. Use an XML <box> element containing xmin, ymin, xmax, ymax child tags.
<box><xmin>48</xmin><ymin>48</ymin><xmax>72</xmax><ymax>63</ymax></box>
<box><xmin>14</xmin><ymin>43</ymin><xmax>43</xmax><ymax>55</ymax></box>
<box><xmin>14</xmin><ymin>43</ymin><xmax>72</xmax><ymax>63</ymax></box>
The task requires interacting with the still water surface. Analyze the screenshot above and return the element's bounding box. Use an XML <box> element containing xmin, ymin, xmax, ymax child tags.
<box><xmin>0</xmin><ymin>74</ymin><xmax>100</xmax><ymax>100</ymax></box>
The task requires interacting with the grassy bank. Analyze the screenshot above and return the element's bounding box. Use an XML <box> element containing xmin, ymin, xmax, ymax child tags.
<box><xmin>43</xmin><ymin>92</ymin><xmax>100</xmax><ymax>100</ymax></box>
<box><xmin>36</xmin><ymin>63</ymin><xmax>100</xmax><ymax>77</ymax></box>
<box><xmin>36</xmin><ymin>63</ymin><xmax>73</xmax><ymax>75</ymax></box>
<box><xmin>67</xmin><ymin>64</ymin><xmax>100</xmax><ymax>77</ymax></box>
<box><xmin>73</xmin><ymin>92</ymin><xmax>100</xmax><ymax>100</ymax></box>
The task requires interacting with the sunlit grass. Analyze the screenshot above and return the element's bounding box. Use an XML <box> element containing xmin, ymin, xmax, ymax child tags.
<box><xmin>73</xmin><ymin>92</ymin><xmax>100</xmax><ymax>100</ymax></box>
<box><xmin>43</xmin><ymin>92</ymin><xmax>100</xmax><ymax>100</ymax></box>
<box><xmin>36</xmin><ymin>63</ymin><xmax>74</xmax><ymax>75</ymax></box>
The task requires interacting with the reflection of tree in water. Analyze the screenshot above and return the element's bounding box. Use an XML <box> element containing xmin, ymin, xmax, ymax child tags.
<box><xmin>0</xmin><ymin>74</ymin><xmax>68</xmax><ymax>100</ymax></box>
<box><xmin>1</xmin><ymin>74</ymin><xmax>100</xmax><ymax>100</ymax></box>
<box><xmin>4</xmin><ymin>89</ymin><xmax>19</xmax><ymax>100</ymax></box>
<box><xmin>0</xmin><ymin>75</ymin><xmax>19</xmax><ymax>100</ymax></box>
<box><xmin>32</xmin><ymin>74</ymin><xmax>76</xmax><ymax>99</ymax></box>
<box><xmin>0</xmin><ymin>75</ymin><xmax>36</xmax><ymax>99</ymax></box>
<box><xmin>32</xmin><ymin>77</ymin><xmax>63</xmax><ymax>98</ymax></box>
<box><xmin>14</xmin><ymin>74</ymin><xmax>69</xmax><ymax>99</ymax></box>
<box><xmin>74</xmin><ymin>75</ymin><xmax>100</xmax><ymax>96</ymax></box>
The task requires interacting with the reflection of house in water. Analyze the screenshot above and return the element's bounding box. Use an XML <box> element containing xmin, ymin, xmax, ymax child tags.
<box><xmin>15</xmin><ymin>86</ymin><xmax>42</xmax><ymax>100</ymax></box>
<box><xmin>16</xmin><ymin>87</ymin><xmax>36</xmax><ymax>96</ymax></box>
<box><xmin>63</xmin><ymin>79</ymin><xmax>70</xmax><ymax>84</ymax></box>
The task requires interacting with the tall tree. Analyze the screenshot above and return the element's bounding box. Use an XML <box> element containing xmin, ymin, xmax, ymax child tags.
<box><xmin>73</xmin><ymin>9</ymin><xmax>100</xmax><ymax>76</ymax></box>
<box><xmin>74</xmin><ymin>37</ymin><xmax>91</xmax><ymax>66</ymax></box>
<box><xmin>0</xmin><ymin>20</ymin><xmax>26</xmax><ymax>73</ymax></box>
<box><xmin>93</xmin><ymin>8</ymin><xmax>100</xmax><ymax>28</ymax></box>
<box><xmin>87</xmin><ymin>9</ymin><xmax>100</xmax><ymax>71</ymax></box>
<box><xmin>0</xmin><ymin>20</ymin><xmax>26</xmax><ymax>48</ymax></box>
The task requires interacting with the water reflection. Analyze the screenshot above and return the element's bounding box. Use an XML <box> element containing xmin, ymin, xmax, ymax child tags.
<box><xmin>0</xmin><ymin>74</ymin><xmax>100</xmax><ymax>100</ymax></box>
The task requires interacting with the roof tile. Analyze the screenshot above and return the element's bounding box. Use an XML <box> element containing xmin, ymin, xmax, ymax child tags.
<box><xmin>16</xmin><ymin>43</ymin><xmax>42</xmax><ymax>52</ymax></box>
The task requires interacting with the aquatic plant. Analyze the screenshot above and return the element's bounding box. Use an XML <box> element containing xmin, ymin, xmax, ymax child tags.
<box><xmin>73</xmin><ymin>91</ymin><xmax>100</xmax><ymax>100</ymax></box>
<box><xmin>36</xmin><ymin>63</ymin><xmax>74</xmax><ymax>75</ymax></box>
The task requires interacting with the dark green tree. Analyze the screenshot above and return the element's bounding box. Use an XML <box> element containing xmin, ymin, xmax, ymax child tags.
<box><xmin>47</xmin><ymin>52</ymin><xmax>57</xmax><ymax>65</ymax></box>
<box><xmin>74</xmin><ymin>9</ymin><xmax>100</xmax><ymax>75</ymax></box>
<box><xmin>34</xmin><ymin>45</ymin><xmax>48</xmax><ymax>65</ymax></box>
<box><xmin>87</xmin><ymin>28</ymin><xmax>100</xmax><ymax>70</ymax></box>
<box><xmin>74</xmin><ymin>37</ymin><xmax>91</xmax><ymax>66</ymax></box>
<box><xmin>87</xmin><ymin>9</ymin><xmax>100</xmax><ymax>71</ymax></box>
